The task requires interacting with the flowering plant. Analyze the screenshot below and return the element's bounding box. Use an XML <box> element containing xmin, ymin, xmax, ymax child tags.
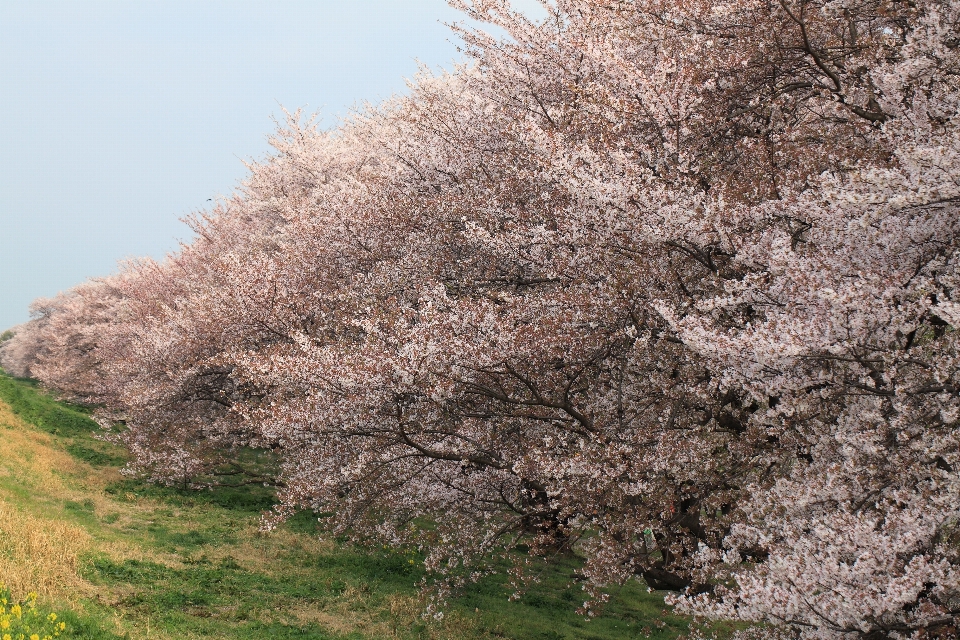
<box><xmin>0</xmin><ymin>585</ymin><xmax>68</xmax><ymax>640</ymax></box>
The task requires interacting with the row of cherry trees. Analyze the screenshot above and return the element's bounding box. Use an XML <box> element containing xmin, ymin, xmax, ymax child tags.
<box><xmin>4</xmin><ymin>0</ymin><xmax>959</xmax><ymax>636</ymax></box>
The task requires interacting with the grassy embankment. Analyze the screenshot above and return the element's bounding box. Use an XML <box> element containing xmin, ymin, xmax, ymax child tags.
<box><xmin>0</xmin><ymin>371</ymin><xmax>702</xmax><ymax>639</ymax></box>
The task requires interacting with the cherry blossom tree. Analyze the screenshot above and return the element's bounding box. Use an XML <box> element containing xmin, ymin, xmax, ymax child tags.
<box><xmin>5</xmin><ymin>0</ymin><xmax>960</xmax><ymax>636</ymax></box>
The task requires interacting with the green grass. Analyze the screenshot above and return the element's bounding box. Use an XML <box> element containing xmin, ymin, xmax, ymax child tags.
<box><xmin>0</xmin><ymin>371</ymin><xmax>701</xmax><ymax>640</ymax></box>
<box><xmin>0</xmin><ymin>374</ymin><xmax>103</xmax><ymax>437</ymax></box>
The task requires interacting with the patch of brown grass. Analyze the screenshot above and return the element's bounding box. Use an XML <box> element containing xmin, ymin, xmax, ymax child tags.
<box><xmin>382</xmin><ymin>594</ymin><xmax>493</xmax><ymax>639</ymax></box>
<box><xmin>0</xmin><ymin>401</ymin><xmax>91</xmax><ymax>599</ymax></box>
<box><xmin>0</xmin><ymin>502</ymin><xmax>90</xmax><ymax>599</ymax></box>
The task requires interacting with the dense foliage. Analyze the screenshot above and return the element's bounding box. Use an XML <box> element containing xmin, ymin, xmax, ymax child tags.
<box><xmin>3</xmin><ymin>0</ymin><xmax>959</xmax><ymax>637</ymax></box>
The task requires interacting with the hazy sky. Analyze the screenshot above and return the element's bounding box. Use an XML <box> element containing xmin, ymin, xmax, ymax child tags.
<box><xmin>0</xmin><ymin>0</ymin><xmax>545</xmax><ymax>330</ymax></box>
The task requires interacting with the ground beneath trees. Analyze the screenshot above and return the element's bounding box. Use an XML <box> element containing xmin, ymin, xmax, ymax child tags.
<box><xmin>0</xmin><ymin>372</ymin><xmax>707</xmax><ymax>639</ymax></box>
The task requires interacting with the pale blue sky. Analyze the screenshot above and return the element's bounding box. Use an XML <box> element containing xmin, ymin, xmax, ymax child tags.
<box><xmin>0</xmin><ymin>0</ymin><xmax>545</xmax><ymax>330</ymax></box>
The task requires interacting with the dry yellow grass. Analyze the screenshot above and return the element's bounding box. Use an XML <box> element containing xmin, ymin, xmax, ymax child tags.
<box><xmin>0</xmin><ymin>400</ymin><xmax>79</xmax><ymax>490</ymax></box>
<box><xmin>0</xmin><ymin>501</ymin><xmax>90</xmax><ymax>599</ymax></box>
<box><xmin>0</xmin><ymin>400</ymin><xmax>91</xmax><ymax>599</ymax></box>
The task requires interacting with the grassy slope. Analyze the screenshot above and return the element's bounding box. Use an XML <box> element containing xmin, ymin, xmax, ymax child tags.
<box><xmin>0</xmin><ymin>372</ymin><xmax>704</xmax><ymax>640</ymax></box>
